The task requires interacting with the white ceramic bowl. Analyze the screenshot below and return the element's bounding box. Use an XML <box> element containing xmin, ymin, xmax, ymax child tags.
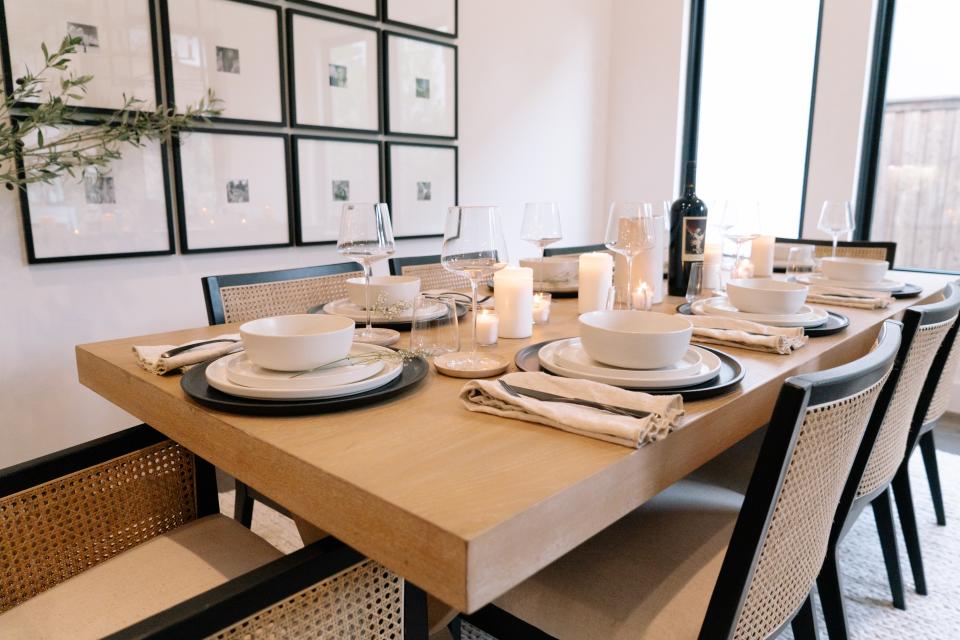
<box><xmin>820</xmin><ymin>257</ymin><xmax>889</xmax><ymax>283</ymax></box>
<box><xmin>240</xmin><ymin>314</ymin><xmax>355</xmax><ymax>372</ymax></box>
<box><xmin>346</xmin><ymin>275</ymin><xmax>420</xmax><ymax>310</ymax></box>
<box><xmin>578</xmin><ymin>310</ymin><xmax>693</xmax><ymax>370</ymax></box>
<box><xmin>725</xmin><ymin>279</ymin><xmax>809</xmax><ymax>315</ymax></box>
<box><xmin>519</xmin><ymin>256</ymin><xmax>579</xmax><ymax>283</ymax></box>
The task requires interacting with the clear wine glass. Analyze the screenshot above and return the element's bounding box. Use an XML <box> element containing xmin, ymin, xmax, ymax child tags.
<box><xmin>521</xmin><ymin>203</ymin><xmax>563</xmax><ymax>282</ymax></box>
<box><xmin>818</xmin><ymin>200</ymin><xmax>855</xmax><ymax>257</ymax></box>
<box><xmin>441</xmin><ymin>206</ymin><xmax>509</xmax><ymax>370</ymax></box>
<box><xmin>603</xmin><ymin>202</ymin><xmax>657</xmax><ymax>310</ymax></box>
<box><xmin>722</xmin><ymin>199</ymin><xmax>761</xmax><ymax>266</ymax></box>
<box><xmin>337</xmin><ymin>202</ymin><xmax>397</xmax><ymax>343</ymax></box>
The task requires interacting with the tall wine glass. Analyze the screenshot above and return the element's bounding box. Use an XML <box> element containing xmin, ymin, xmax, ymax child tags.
<box><xmin>722</xmin><ymin>199</ymin><xmax>761</xmax><ymax>266</ymax></box>
<box><xmin>818</xmin><ymin>200</ymin><xmax>855</xmax><ymax>257</ymax></box>
<box><xmin>441</xmin><ymin>206</ymin><xmax>509</xmax><ymax>370</ymax></box>
<box><xmin>337</xmin><ymin>203</ymin><xmax>397</xmax><ymax>343</ymax></box>
<box><xmin>520</xmin><ymin>202</ymin><xmax>563</xmax><ymax>281</ymax></box>
<box><xmin>604</xmin><ymin>202</ymin><xmax>657</xmax><ymax>310</ymax></box>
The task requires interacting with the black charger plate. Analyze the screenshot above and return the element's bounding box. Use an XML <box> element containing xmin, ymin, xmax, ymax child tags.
<box><xmin>181</xmin><ymin>356</ymin><xmax>429</xmax><ymax>416</ymax></box>
<box><xmin>514</xmin><ymin>340</ymin><xmax>744</xmax><ymax>401</ymax></box>
<box><xmin>675</xmin><ymin>304</ymin><xmax>849</xmax><ymax>337</ymax></box>
<box><xmin>309</xmin><ymin>300</ymin><xmax>468</xmax><ymax>330</ymax></box>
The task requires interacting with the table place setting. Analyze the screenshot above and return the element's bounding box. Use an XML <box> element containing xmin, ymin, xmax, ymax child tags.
<box><xmin>793</xmin><ymin>256</ymin><xmax>923</xmax><ymax>299</ymax></box>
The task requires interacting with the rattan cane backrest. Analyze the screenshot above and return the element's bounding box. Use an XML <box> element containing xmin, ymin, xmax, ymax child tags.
<box><xmin>858</xmin><ymin>314</ymin><xmax>957</xmax><ymax>497</ymax></box>
<box><xmin>703</xmin><ymin>321</ymin><xmax>901</xmax><ymax>640</ymax></box>
<box><xmin>207</xmin><ymin>559</ymin><xmax>403</xmax><ymax>639</ymax></box>
<box><xmin>924</xmin><ymin>316</ymin><xmax>960</xmax><ymax>424</ymax></box>
<box><xmin>202</xmin><ymin>263</ymin><xmax>363</xmax><ymax>325</ymax></box>
<box><xmin>0</xmin><ymin>440</ymin><xmax>197</xmax><ymax>613</ymax></box>
<box><xmin>775</xmin><ymin>238</ymin><xmax>896</xmax><ymax>264</ymax></box>
<box><xmin>390</xmin><ymin>255</ymin><xmax>471</xmax><ymax>290</ymax></box>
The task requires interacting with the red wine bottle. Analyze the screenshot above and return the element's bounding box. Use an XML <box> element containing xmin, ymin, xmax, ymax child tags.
<box><xmin>668</xmin><ymin>161</ymin><xmax>708</xmax><ymax>296</ymax></box>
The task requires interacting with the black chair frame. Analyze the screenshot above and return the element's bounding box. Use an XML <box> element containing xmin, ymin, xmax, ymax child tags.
<box><xmin>542</xmin><ymin>244</ymin><xmax>607</xmax><ymax>257</ymax></box>
<box><xmin>774</xmin><ymin>237</ymin><xmax>897</xmax><ymax>267</ymax></box>
<box><xmin>388</xmin><ymin>254</ymin><xmax>443</xmax><ymax>275</ymax></box>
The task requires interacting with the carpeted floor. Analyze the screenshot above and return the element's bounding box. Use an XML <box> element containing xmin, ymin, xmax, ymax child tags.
<box><xmin>219</xmin><ymin>452</ymin><xmax>960</xmax><ymax>639</ymax></box>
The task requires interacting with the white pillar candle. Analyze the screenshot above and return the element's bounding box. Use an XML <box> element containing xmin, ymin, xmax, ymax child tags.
<box><xmin>703</xmin><ymin>243</ymin><xmax>722</xmax><ymax>290</ymax></box>
<box><xmin>752</xmin><ymin>235</ymin><xmax>775</xmax><ymax>277</ymax></box>
<box><xmin>532</xmin><ymin>292</ymin><xmax>552</xmax><ymax>323</ymax></box>
<box><xmin>579</xmin><ymin>252</ymin><xmax>614</xmax><ymax>314</ymax></box>
<box><xmin>494</xmin><ymin>266</ymin><xmax>533</xmax><ymax>338</ymax></box>
<box><xmin>476</xmin><ymin>309</ymin><xmax>499</xmax><ymax>345</ymax></box>
<box><xmin>632</xmin><ymin>282</ymin><xmax>653</xmax><ymax>311</ymax></box>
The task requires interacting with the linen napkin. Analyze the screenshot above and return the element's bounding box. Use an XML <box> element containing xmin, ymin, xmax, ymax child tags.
<box><xmin>460</xmin><ymin>371</ymin><xmax>684</xmax><ymax>448</ymax></box>
<box><xmin>806</xmin><ymin>285</ymin><xmax>892</xmax><ymax>309</ymax></box>
<box><xmin>686</xmin><ymin>315</ymin><xmax>807</xmax><ymax>355</ymax></box>
<box><xmin>133</xmin><ymin>334</ymin><xmax>242</xmax><ymax>375</ymax></box>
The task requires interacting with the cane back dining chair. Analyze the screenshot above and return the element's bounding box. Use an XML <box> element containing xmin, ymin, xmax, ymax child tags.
<box><xmin>389</xmin><ymin>254</ymin><xmax>471</xmax><ymax>291</ymax></box>
<box><xmin>774</xmin><ymin>238</ymin><xmax>897</xmax><ymax>266</ymax></box>
<box><xmin>201</xmin><ymin>262</ymin><xmax>362</xmax><ymax>527</ymax></box>
<box><xmin>461</xmin><ymin>320</ymin><xmax>903</xmax><ymax>640</ymax></box>
<box><xmin>542</xmin><ymin>244</ymin><xmax>608</xmax><ymax>258</ymax></box>
<box><xmin>0</xmin><ymin>424</ymin><xmax>426</xmax><ymax>639</ymax></box>
<box><xmin>817</xmin><ymin>282</ymin><xmax>960</xmax><ymax>640</ymax></box>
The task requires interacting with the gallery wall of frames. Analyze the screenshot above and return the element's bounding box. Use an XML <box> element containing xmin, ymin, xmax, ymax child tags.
<box><xmin>0</xmin><ymin>0</ymin><xmax>458</xmax><ymax>263</ymax></box>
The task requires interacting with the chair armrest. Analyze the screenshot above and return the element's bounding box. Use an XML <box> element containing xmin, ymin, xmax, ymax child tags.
<box><xmin>0</xmin><ymin>424</ymin><xmax>215</xmax><ymax>612</ymax></box>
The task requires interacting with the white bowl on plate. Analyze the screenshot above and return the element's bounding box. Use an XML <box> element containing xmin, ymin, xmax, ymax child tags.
<box><xmin>578</xmin><ymin>310</ymin><xmax>693</xmax><ymax>370</ymax></box>
<box><xmin>239</xmin><ymin>314</ymin><xmax>355</xmax><ymax>372</ymax></box>
<box><xmin>346</xmin><ymin>275</ymin><xmax>421</xmax><ymax>310</ymax></box>
<box><xmin>519</xmin><ymin>256</ymin><xmax>579</xmax><ymax>283</ymax></box>
<box><xmin>725</xmin><ymin>279</ymin><xmax>809</xmax><ymax>315</ymax></box>
<box><xmin>820</xmin><ymin>257</ymin><xmax>889</xmax><ymax>283</ymax></box>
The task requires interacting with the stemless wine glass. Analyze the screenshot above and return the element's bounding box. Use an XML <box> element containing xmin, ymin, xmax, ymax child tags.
<box><xmin>520</xmin><ymin>203</ymin><xmax>563</xmax><ymax>279</ymax></box>
<box><xmin>604</xmin><ymin>202</ymin><xmax>657</xmax><ymax>310</ymax></box>
<box><xmin>818</xmin><ymin>200</ymin><xmax>855</xmax><ymax>257</ymax></box>
<box><xmin>722</xmin><ymin>199</ymin><xmax>761</xmax><ymax>265</ymax></box>
<box><xmin>409</xmin><ymin>295</ymin><xmax>459</xmax><ymax>356</ymax></box>
<box><xmin>786</xmin><ymin>246</ymin><xmax>816</xmax><ymax>280</ymax></box>
<box><xmin>441</xmin><ymin>206</ymin><xmax>509</xmax><ymax>370</ymax></box>
<box><xmin>337</xmin><ymin>202</ymin><xmax>397</xmax><ymax>344</ymax></box>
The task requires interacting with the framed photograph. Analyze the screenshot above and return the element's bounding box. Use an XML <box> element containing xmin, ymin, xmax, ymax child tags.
<box><xmin>384</xmin><ymin>0</ymin><xmax>457</xmax><ymax>38</ymax></box>
<box><xmin>161</xmin><ymin>0</ymin><xmax>284</xmax><ymax>125</ymax></box>
<box><xmin>16</xmin><ymin>123</ymin><xmax>174</xmax><ymax>263</ymax></box>
<box><xmin>0</xmin><ymin>0</ymin><xmax>161</xmax><ymax>112</ymax></box>
<box><xmin>288</xmin><ymin>11</ymin><xmax>380</xmax><ymax>133</ymax></box>
<box><xmin>288</xmin><ymin>0</ymin><xmax>378</xmax><ymax>20</ymax></box>
<box><xmin>292</xmin><ymin>136</ymin><xmax>382</xmax><ymax>245</ymax></box>
<box><xmin>174</xmin><ymin>130</ymin><xmax>292</xmax><ymax>253</ymax></box>
<box><xmin>384</xmin><ymin>32</ymin><xmax>457</xmax><ymax>139</ymax></box>
<box><xmin>386</xmin><ymin>142</ymin><xmax>457</xmax><ymax>239</ymax></box>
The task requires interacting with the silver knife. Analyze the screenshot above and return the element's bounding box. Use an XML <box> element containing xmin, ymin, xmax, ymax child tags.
<box><xmin>498</xmin><ymin>379</ymin><xmax>651</xmax><ymax>419</ymax></box>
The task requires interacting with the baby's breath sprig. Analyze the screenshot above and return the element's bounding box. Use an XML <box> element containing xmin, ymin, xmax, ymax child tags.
<box><xmin>368</xmin><ymin>292</ymin><xmax>412</xmax><ymax>320</ymax></box>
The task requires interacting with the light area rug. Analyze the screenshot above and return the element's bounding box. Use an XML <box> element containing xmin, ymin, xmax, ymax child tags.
<box><xmin>218</xmin><ymin>453</ymin><xmax>960</xmax><ymax>639</ymax></box>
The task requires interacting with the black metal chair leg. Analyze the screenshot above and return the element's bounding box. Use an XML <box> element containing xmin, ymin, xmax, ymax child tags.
<box><xmin>791</xmin><ymin>592</ymin><xmax>820</xmax><ymax>640</ymax></box>
<box><xmin>891</xmin><ymin>466</ymin><xmax>927</xmax><ymax>595</ymax></box>
<box><xmin>447</xmin><ymin>616</ymin><xmax>462</xmax><ymax>640</ymax></box>
<box><xmin>919</xmin><ymin>430</ymin><xmax>946</xmax><ymax>526</ymax></box>
<box><xmin>817</xmin><ymin>545</ymin><xmax>849</xmax><ymax>640</ymax></box>
<box><xmin>404</xmin><ymin>582</ymin><xmax>430</xmax><ymax>640</ymax></box>
<box><xmin>233</xmin><ymin>480</ymin><xmax>255</xmax><ymax>528</ymax></box>
<box><xmin>872</xmin><ymin>488</ymin><xmax>906</xmax><ymax>610</ymax></box>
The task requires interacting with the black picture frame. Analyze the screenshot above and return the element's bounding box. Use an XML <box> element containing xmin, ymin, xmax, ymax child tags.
<box><xmin>0</xmin><ymin>0</ymin><xmax>164</xmax><ymax>116</ymax></box>
<box><xmin>14</xmin><ymin>117</ymin><xmax>175</xmax><ymax>264</ymax></box>
<box><xmin>383</xmin><ymin>31</ymin><xmax>458</xmax><ymax>140</ymax></box>
<box><xmin>172</xmin><ymin>128</ymin><xmax>294</xmax><ymax>254</ymax></box>
<box><xmin>385</xmin><ymin>141</ymin><xmax>458</xmax><ymax>240</ymax></box>
<box><xmin>286</xmin><ymin>9</ymin><xmax>382</xmax><ymax>134</ymax></box>
<box><xmin>383</xmin><ymin>0</ymin><xmax>458</xmax><ymax>38</ymax></box>
<box><xmin>288</xmin><ymin>0</ymin><xmax>379</xmax><ymax>21</ymax></box>
<box><xmin>291</xmin><ymin>134</ymin><xmax>384</xmax><ymax>246</ymax></box>
<box><xmin>158</xmin><ymin>0</ymin><xmax>287</xmax><ymax>127</ymax></box>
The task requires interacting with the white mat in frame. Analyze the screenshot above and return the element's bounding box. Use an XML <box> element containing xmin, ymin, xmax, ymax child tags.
<box><xmin>386</xmin><ymin>142</ymin><xmax>457</xmax><ymax>239</ymax></box>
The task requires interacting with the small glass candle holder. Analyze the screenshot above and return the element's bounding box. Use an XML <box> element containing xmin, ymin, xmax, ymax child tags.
<box><xmin>532</xmin><ymin>292</ymin><xmax>552</xmax><ymax>324</ymax></box>
<box><xmin>733</xmin><ymin>258</ymin><xmax>755</xmax><ymax>279</ymax></box>
<box><xmin>476</xmin><ymin>309</ymin><xmax>499</xmax><ymax>345</ymax></box>
<box><xmin>632</xmin><ymin>282</ymin><xmax>653</xmax><ymax>311</ymax></box>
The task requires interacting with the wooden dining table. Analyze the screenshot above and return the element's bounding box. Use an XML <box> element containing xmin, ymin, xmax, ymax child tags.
<box><xmin>75</xmin><ymin>270</ymin><xmax>956</xmax><ymax>618</ymax></box>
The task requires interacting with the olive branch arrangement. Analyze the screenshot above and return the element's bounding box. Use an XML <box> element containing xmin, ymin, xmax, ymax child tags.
<box><xmin>0</xmin><ymin>35</ymin><xmax>221</xmax><ymax>190</ymax></box>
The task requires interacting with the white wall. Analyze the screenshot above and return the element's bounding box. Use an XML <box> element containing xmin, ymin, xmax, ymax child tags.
<box><xmin>0</xmin><ymin>0</ymin><xmax>615</xmax><ymax>467</ymax></box>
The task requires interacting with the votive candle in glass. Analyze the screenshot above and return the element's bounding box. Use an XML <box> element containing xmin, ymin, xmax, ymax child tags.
<box><xmin>632</xmin><ymin>282</ymin><xmax>653</xmax><ymax>311</ymax></box>
<box><xmin>476</xmin><ymin>309</ymin><xmax>499</xmax><ymax>345</ymax></box>
<box><xmin>532</xmin><ymin>292</ymin><xmax>552</xmax><ymax>323</ymax></box>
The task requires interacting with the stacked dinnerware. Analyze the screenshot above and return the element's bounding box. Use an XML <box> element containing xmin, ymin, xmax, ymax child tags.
<box><xmin>691</xmin><ymin>279</ymin><xmax>830</xmax><ymax>328</ymax></box>
<box><xmin>796</xmin><ymin>257</ymin><xmax>906</xmax><ymax>292</ymax></box>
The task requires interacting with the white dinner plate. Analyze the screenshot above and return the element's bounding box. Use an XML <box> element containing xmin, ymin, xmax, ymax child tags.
<box><xmin>553</xmin><ymin>338</ymin><xmax>703</xmax><ymax>378</ymax></box>
<box><xmin>225</xmin><ymin>344</ymin><xmax>385</xmax><ymax>390</ymax></box>
<box><xmin>539</xmin><ymin>340</ymin><xmax>721</xmax><ymax>389</ymax></box>
<box><xmin>206</xmin><ymin>345</ymin><xmax>401</xmax><ymax>400</ymax></box>
<box><xmin>696</xmin><ymin>297</ymin><xmax>829</xmax><ymax>328</ymax></box>
<box><xmin>796</xmin><ymin>274</ymin><xmax>905</xmax><ymax>292</ymax></box>
<box><xmin>322</xmin><ymin>298</ymin><xmax>446</xmax><ymax>323</ymax></box>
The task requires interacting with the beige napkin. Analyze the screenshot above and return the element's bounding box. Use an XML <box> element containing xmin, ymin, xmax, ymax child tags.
<box><xmin>686</xmin><ymin>315</ymin><xmax>807</xmax><ymax>355</ymax></box>
<box><xmin>133</xmin><ymin>334</ymin><xmax>242</xmax><ymax>375</ymax></box>
<box><xmin>460</xmin><ymin>371</ymin><xmax>684</xmax><ymax>448</ymax></box>
<box><xmin>806</xmin><ymin>286</ymin><xmax>892</xmax><ymax>309</ymax></box>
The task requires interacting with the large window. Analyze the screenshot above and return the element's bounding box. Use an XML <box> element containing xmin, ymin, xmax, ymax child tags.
<box><xmin>865</xmin><ymin>0</ymin><xmax>960</xmax><ymax>270</ymax></box>
<box><xmin>688</xmin><ymin>0</ymin><xmax>822</xmax><ymax>240</ymax></box>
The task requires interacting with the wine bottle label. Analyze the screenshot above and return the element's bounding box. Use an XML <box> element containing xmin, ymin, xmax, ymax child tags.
<box><xmin>681</xmin><ymin>216</ymin><xmax>708</xmax><ymax>261</ymax></box>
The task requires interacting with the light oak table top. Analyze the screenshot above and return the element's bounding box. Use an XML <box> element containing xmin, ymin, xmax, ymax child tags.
<box><xmin>75</xmin><ymin>271</ymin><xmax>956</xmax><ymax>613</ymax></box>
